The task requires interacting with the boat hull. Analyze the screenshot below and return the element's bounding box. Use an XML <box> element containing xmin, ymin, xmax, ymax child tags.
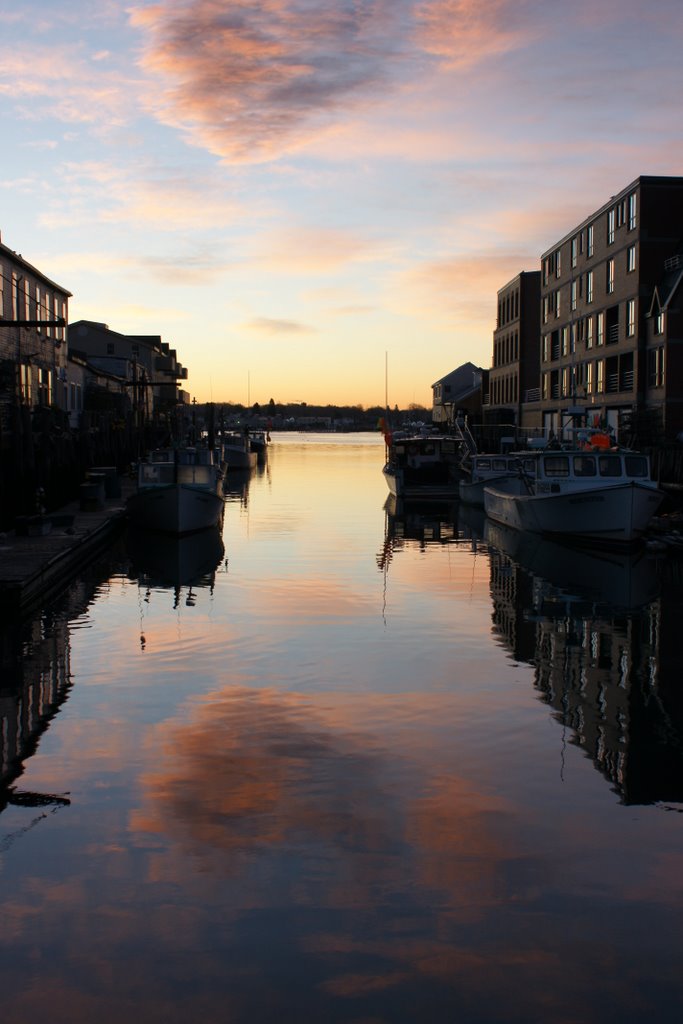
<box><xmin>127</xmin><ymin>484</ymin><xmax>224</xmax><ymax>535</ymax></box>
<box><xmin>484</xmin><ymin>480</ymin><xmax>664</xmax><ymax>544</ymax></box>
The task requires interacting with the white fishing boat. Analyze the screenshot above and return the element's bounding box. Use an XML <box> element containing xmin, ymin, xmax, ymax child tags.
<box><xmin>382</xmin><ymin>433</ymin><xmax>466</xmax><ymax>498</ymax></box>
<box><xmin>222</xmin><ymin>432</ymin><xmax>258</xmax><ymax>471</ymax></box>
<box><xmin>459</xmin><ymin>453</ymin><xmax>536</xmax><ymax>506</ymax></box>
<box><xmin>127</xmin><ymin>447</ymin><xmax>224</xmax><ymax>535</ymax></box>
<box><xmin>483</xmin><ymin>446</ymin><xmax>664</xmax><ymax>545</ymax></box>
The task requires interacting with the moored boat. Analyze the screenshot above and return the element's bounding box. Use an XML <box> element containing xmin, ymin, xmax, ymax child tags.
<box><xmin>127</xmin><ymin>447</ymin><xmax>224</xmax><ymax>535</ymax></box>
<box><xmin>483</xmin><ymin>446</ymin><xmax>664</xmax><ymax>545</ymax></box>
<box><xmin>223</xmin><ymin>432</ymin><xmax>258</xmax><ymax>471</ymax></box>
<box><xmin>382</xmin><ymin>432</ymin><xmax>466</xmax><ymax>498</ymax></box>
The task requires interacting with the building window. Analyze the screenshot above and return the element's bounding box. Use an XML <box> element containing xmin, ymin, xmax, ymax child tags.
<box><xmin>542</xmin><ymin>372</ymin><xmax>549</xmax><ymax>400</ymax></box>
<box><xmin>561</xmin><ymin>367</ymin><xmax>570</xmax><ymax>397</ymax></box>
<box><xmin>628</xmin><ymin>192</ymin><xmax>637</xmax><ymax>230</ymax></box>
<box><xmin>542</xmin><ymin>335</ymin><xmax>550</xmax><ymax>362</ymax></box>
<box><xmin>596</xmin><ymin>359</ymin><xmax>605</xmax><ymax>393</ymax></box>
<box><xmin>585</xmin><ymin>360</ymin><xmax>593</xmax><ymax>393</ymax></box>
<box><xmin>627</xmin><ymin>299</ymin><xmax>636</xmax><ymax>336</ymax></box>
<box><xmin>571</xmin><ymin>237</ymin><xmax>577</xmax><ymax>268</ymax></box>
<box><xmin>608</xmin><ymin>208</ymin><xmax>615</xmax><ymax>245</ymax></box>
<box><xmin>587</xmin><ymin>224</ymin><xmax>594</xmax><ymax>258</ymax></box>
<box><xmin>543</xmin><ymin>296</ymin><xmax>549</xmax><ymax>324</ymax></box>
<box><xmin>648</xmin><ymin>348</ymin><xmax>664</xmax><ymax>388</ymax></box>
<box><xmin>555</xmin><ymin>250</ymin><xmax>561</xmax><ymax>278</ymax></box>
<box><xmin>627</xmin><ymin>245</ymin><xmax>636</xmax><ymax>273</ymax></box>
<box><xmin>597</xmin><ymin>312</ymin><xmax>604</xmax><ymax>346</ymax></box>
<box><xmin>561</xmin><ymin>326</ymin><xmax>569</xmax><ymax>356</ymax></box>
<box><xmin>24</xmin><ymin>280</ymin><xmax>31</xmax><ymax>321</ymax></box>
<box><xmin>20</xmin><ymin>363</ymin><xmax>32</xmax><ymax>404</ymax></box>
<box><xmin>35</xmin><ymin>286</ymin><xmax>41</xmax><ymax>332</ymax></box>
<box><xmin>586</xmin><ymin>270</ymin><xmax>593</xmax><ymax>303</ymax></box>
<box><xmin>655</xmin><ymin>309</ymin><xmax>664</xmax><ymax>335</ymax></box>
<box><xmin>555</xmin><ymin>290</ymin><xmax>561</xmax><ymax>318</ymax></box>
<box><xmin>586</xmin><ymin>316</ymin><xmax>594</xmax><ymax>348</ymax></box>
<box><xmin>607</xmin><ymin>259</ymin><xmax>615</xmax><ymax>294</ymax></box>
<box><xmin>571</xmin><ymin>323</ymin><xmax>577</xmax><ymax>353</ymax></box>
<box><xmin>571</xmin><ymin>280</ymin><xmax>577</xmax><ymax>311</ymax></box>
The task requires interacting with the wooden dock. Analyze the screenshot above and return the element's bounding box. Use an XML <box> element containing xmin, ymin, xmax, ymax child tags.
<box><xmin>0</xmin><ymin>477</ymin><xmax>133</xmax><ymax>619</ymax></box>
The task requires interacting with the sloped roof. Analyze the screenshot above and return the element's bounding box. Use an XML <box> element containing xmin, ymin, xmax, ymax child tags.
<box><xmin>432</xmin><ymin>361</ymin><xmax>484</xmax><ymax>403</ymax></box>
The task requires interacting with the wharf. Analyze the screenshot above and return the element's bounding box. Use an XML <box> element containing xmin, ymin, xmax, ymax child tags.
<box><xmin>0</xmin><ymin>476</ymin><xmax>134</xmax><ymax>620</ymax></box>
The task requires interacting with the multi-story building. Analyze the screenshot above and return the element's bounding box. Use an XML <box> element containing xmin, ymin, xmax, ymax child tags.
<box><xmin>0</xmin><ymin>237</ymin><xmax>71</xmax><ymax>430</ymax></box>
<box><xmin>487</xmin><ymin>270</ymin><xmax>541</xmax><ymax>432</ymax></box>
<box><xmin>538</xmin><ymin>176</ymin><xmax>683</xmax><ymax>441</ymax></box>
<box><xmin>68</xmin><ymin>320</ymin><xmax>189</xmax><ymax>419</ymax></box>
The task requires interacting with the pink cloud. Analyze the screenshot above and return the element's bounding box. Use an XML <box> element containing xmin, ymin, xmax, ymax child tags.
<box><xmin>130</xmin><ymin>0</ymin><xmax>409</xmax><ymax>163</ymax></box>
<box><xmin>414</xmin><ymin>0</ymin><xmax>537</xmax><ymax>68</ymax></box>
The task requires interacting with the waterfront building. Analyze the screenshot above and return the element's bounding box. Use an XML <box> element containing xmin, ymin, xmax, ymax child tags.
<box><xmin>0</xmin><ymin>236</ymin><xmax>72</xmax><ymax>429</ymax></box>
<box><xmin>537</xmin><ymin>175</ymin><xmax>683</xmax><ymax>441</ymax></box>
<box><xmin>68</xmin><ymin>320</ymin><xmax>190</xmax><ymax>421</ymax></box>
<box><xmin>486</xmin><ymin>270</ymin><xmax>541</xmax><ymax>435</ymax></box>
<box><xmin>431</xmin><ymin>362</ymin><xmax>487</xmax><ymax>429</ymax></box>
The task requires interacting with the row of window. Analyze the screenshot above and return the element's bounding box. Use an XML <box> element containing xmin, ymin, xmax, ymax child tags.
<box><xmin>497</xmin><ymin>289</ymin><xmax>519</xmax><ymax>328</ymax></box>
<box><xmin>19</xmin><ymin>363</ymin><xmax>83</xmax><ymax>410</ymax></box>
<box><xmin>542</xmin><ymin>301</ymin><xmax>647</xmax><ymax>362</ymax></box>
<box><xmin>489</xmin><ymin>373</ymin><xmax>518</xmax><ymax>406</ymax></box>
<box><xmin>543</xmin><ymin>193</ymin><xmax>637</xmax><ymax>283</ymax></box>
<box><xmin>543</xmin><ymin>247</ymin><xmax>637</xmax><ymax>322</ymax></box>
<box><xmin>0</xmin><ymin>269</ymin><xmax>67</xmax><ymax>341</ymax></box>
<box><xmin>541</xmin><ymin>348</ymin><xmax>664</xmax><ymax>399</ymax></box>
<box><xmin>493</xmin><ymin>331</ymin><xmax>519</xmax><ymax>367</ymax></box>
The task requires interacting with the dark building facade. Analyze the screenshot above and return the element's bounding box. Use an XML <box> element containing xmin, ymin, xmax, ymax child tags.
<box><xmin>537</xmin><ymin>175</ymin><xmax>683</xmax><ymax>441</ymax></box>
<box><xmin>487</xmin><ymin>270</ymin><xmax>541</xmax><ymax>434</ymax></box>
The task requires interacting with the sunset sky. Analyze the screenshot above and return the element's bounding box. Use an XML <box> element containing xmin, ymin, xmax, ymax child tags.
<box><xmin>2</xmin><ymin>1</ymin><xmax>683</xmax><ymax>408</ymax></box>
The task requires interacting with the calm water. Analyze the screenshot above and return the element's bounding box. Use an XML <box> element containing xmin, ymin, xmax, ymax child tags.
<box><xmin>2</xmin><ymin>433</ymin><xmax>683</xmax><ymax>1023</ymax></box>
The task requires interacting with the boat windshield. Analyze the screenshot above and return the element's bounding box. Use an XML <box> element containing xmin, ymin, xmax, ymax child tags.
<box><xmin>542</xmin><ymin>455</ymin><xmax>570</xmax><ymax>477</ymax></box>
<box><xmin>624</xmin><ymin>455</ymin><xmax>649</xmax><ymax>478</ymax></box>
<box><xmin>573</xmin><ymin>455</ymin><xmax>597</xmax><ymax>477</ymax></box>
<box><xmin>598</xmin><ymin>455</ymin><xmax>622</xmax><ymax>477</ymax></box>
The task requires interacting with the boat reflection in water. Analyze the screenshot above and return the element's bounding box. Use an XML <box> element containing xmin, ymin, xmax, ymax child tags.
<box><xmin>484</xmin><ymin>520</ymin><xmax>683</xmax><ymax>806</ymax></box>
<box><xmin>382</xmin><ymin>494</ymin><xmax>459</xmax><ymax>546</ymax></box>
<box><xmin>125</xmin><ymin>526</ymin><xmax>225</xmax><ymax>607</ymax></box>
<box><xmin>483</xmin><ymin>518</ymin><xmax>660</xmax><ymax>612</ymax></box>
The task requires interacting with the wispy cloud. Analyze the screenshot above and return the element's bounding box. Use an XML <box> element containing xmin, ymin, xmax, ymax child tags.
<box><xmin>414</xmin><ymin>0</ymin><xmax>536</xmax><ymax>68</ymax></box>
<box><xmin>250</xmin><ymin>225</ymin><xmax>386</xmax><ymax>273</ymax></box>
<box><xmin>244</xmin><ymin>317</ymin><xmax>316</xmax><ymax>336</ymax></box>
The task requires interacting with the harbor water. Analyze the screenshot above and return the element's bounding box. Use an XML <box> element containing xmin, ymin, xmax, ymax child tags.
<box><xmin>2</xmin><ymin>433</ymin><xmax>683</xmax><ymax>1023</ymax></box>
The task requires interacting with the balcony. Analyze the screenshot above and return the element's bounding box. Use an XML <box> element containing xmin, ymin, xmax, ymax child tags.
<box><xmin>524</xmin><ymin>388</ymin><xmax>540</xmax><ymax>403</ymax></box>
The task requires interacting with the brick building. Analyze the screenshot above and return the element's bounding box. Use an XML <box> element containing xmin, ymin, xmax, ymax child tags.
<box><xmin>487</xmin><ymin>270</ymin><xmax>541</xmax><ymax>432</ymax></box>
<box><xmin>537</xmin><ymin>176</ymin><xmax>683</xmax><ymax>441</ymax></box>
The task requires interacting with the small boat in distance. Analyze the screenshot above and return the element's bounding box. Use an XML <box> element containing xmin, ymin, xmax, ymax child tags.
<box><xmin>483</xmin><ymin>444</ymin><xmax>664</xmax><ymax>546</ymax></box>
<box><xmin>222</xmin><ymin>431</ymin><xmax>258</xmax><ymax>471</ymax></box>
<box><xmin>127</xmin><ymin>447</ymin><xmax>224</xmax><ymax>535</ymax></box>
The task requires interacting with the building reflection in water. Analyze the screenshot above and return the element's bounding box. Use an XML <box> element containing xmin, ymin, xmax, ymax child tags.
<box><xmin>0</xmin><ymin>525</ymin><xmax>227</xmax><ymax>818</ymax></box>
<box><xmin>0</xmin><ymin>543</ymin><xmax>128</xmax><ymax>817</ymax></box>
<box><xmin>484</xmin><ymin>518</ymin><xmax>683</xmax><ymax>806</ymax></box>
<box><xmin>378</xmin><ymin>497</ymin><xmax>683</xmax><ymax>808</ymax></box>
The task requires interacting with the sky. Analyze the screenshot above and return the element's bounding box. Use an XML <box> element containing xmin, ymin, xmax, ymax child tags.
<box><xmin>2</xmin><ymin>1</ymin><xmax>683</xmax><ymax>409</ymax></box>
